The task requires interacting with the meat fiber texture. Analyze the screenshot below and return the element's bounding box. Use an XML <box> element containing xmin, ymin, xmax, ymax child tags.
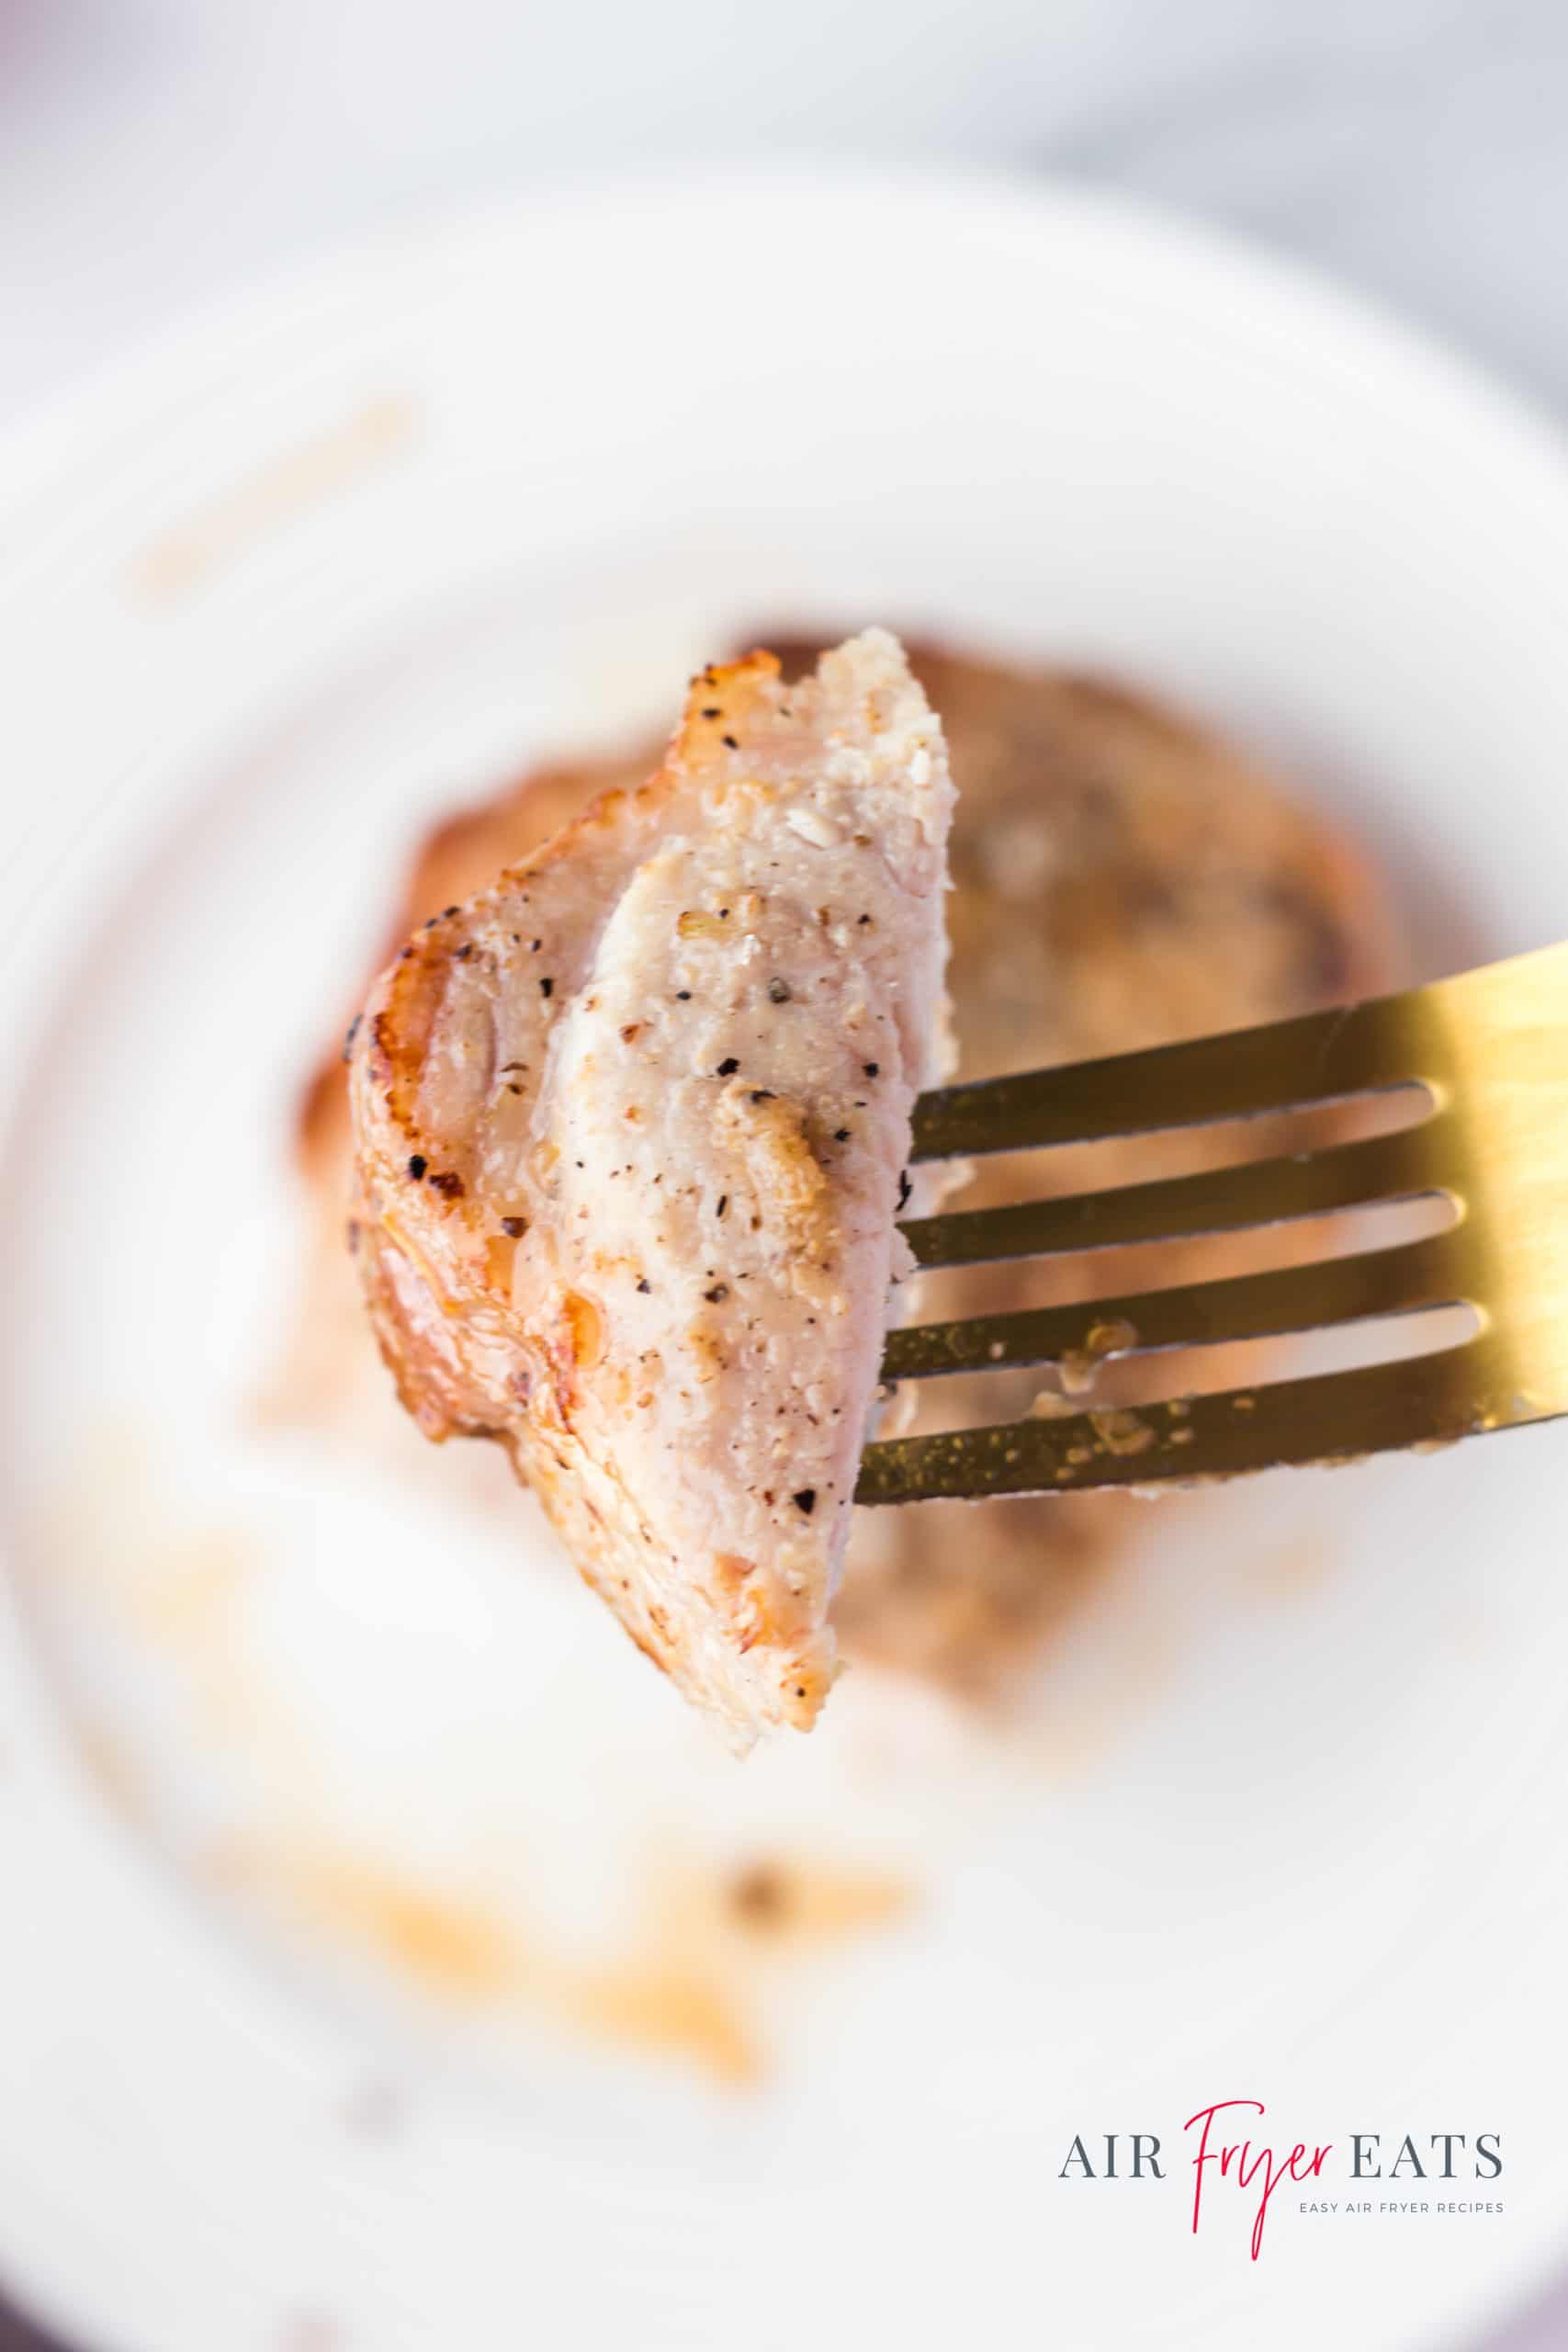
<box><xmin>349</xmin><ymin>629</ymin><xmax>955</xmax><ymax>1748</ymax></box>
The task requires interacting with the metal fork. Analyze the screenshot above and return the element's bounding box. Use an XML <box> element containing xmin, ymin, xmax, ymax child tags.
<box><xmin>857</xmin><ymin>942</ymin><xmax>1568</xmax><ymax>1504</ymax></box>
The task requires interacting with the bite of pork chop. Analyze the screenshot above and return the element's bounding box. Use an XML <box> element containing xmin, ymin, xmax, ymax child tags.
<box><xmin>348</xmin><ymin>629</ymin><xmax>954</xmax><ymax>1747</ymax></box>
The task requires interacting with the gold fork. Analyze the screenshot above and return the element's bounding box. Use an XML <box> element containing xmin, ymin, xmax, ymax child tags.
<box><xmin>857</xmin><ymin>942</ymin><xmax>1568</xmax><ymax>1504</ymax></box>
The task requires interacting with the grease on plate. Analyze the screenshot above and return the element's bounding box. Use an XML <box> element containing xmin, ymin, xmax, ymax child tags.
<box><xmin>211</xmin><ymin>1834</ymin><xmax>909</xmax><ymax>2086</ymax></box>
<box><xmin>128</xmin><ymin>394</ymin><xmax>419</xmax><ymax>607</ymax></box>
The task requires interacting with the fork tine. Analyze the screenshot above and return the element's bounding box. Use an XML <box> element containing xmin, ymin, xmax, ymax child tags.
<box><xmin>873</xmin><ymin>946</ymin><xmax>1568</xmax><ymax>1499</ymax></box>
<box><xmin>881</xmin><ymin>1226</ymin><xmax>1477</xmax><ymax>1382</ymax></box>
<box><xmin>910</xmin><ymin>989</ymin><xmax>1427</xmax><ymax>1163</ymax></box>
<box><xmin>902</xmin><ymin>1116</ymin><xmax>1456</xmax><ymax>1271</ymax></box>
<box><xmin>856</xmin><ymin>1337</ymin><xmax>1531</xmax><ymax>1504</ymax></box>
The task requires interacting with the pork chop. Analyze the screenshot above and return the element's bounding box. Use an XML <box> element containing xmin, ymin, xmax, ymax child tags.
<box><xmin>348</xmin><ymin>629</ymin><xmax>954</xmax><ymax>1747</ymax></box>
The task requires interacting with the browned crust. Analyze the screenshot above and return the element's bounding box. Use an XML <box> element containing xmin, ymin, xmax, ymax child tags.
<box><xmin>346</xmin><ymin>650</ymin><xmax>857</xmax><ymax>1736</ymax></box>
<box><xmin>355</xmin><ymin>653</ymin><xmax>784</xmax><ymax>1223</ymax></box>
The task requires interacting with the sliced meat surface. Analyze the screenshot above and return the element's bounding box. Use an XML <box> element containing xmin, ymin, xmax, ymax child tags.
<box><xmin>349</xmin><ymin>629</ymin><xmax>954</xmax><ymax>1747</ymax></box>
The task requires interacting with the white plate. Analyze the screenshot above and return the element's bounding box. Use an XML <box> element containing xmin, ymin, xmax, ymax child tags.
<box><xmin>2</xmin><ymin>168</ymin><xmax>1567</xmax><ymax>2352</ymax></box>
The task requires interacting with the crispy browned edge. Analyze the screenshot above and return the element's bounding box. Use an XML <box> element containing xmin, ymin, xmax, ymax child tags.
<box><xmin>346</xmin><ymin>651</ymin><xmax>853</xmax><ymax>1734</ymax></box>
<box><xmin>347</xmin><ymin>654</ymin><xmax>782</xmax><ymax>1414</ymax></box>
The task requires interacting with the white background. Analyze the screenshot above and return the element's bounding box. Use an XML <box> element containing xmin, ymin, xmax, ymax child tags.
<box><xmin>2</xmin><ymin>5</ymin><xmax>1565</xmax><ymax>2346</ymax></box>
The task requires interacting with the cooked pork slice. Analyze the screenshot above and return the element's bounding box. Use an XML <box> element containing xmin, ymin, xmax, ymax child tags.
<box><xmin>348</xmin><ymin>629</ymin><xmax>954</xmax><ymax>1747</ymax></box>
